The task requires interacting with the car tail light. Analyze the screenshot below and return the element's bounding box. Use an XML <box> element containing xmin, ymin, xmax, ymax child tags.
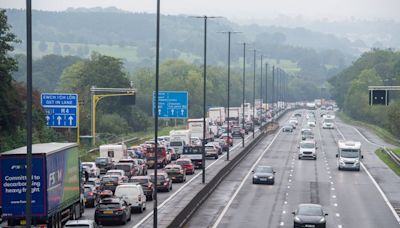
<box><xmin>116</xmin><ymin>208</ymin><xmax>124</xmax><ymax>212</ymax></box>
<box><xmin>163</xmin><ymin>182</ymin><xmax>168</xmax><ymax>186</ymax></box>
<box><xmin>88</xmin><ymin>192</ymin><xmax>94</xmax><ymax>196</ymax></box>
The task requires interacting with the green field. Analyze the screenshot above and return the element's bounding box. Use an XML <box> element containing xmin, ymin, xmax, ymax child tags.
<box><xmin>375</xmin><ymin>149</ymin><xmax>400</xmax><ymax>176</ymax></box>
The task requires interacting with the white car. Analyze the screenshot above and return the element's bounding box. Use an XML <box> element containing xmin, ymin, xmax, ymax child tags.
<box><xmin>307</xmin><ymin>120</ymin><xmax>316</xmax><ymax>127</ymax></box>
<box><xmin>289</xmin><ymin>118</ymin><xmax>298</xmax><ymax>126</ymax></box>
<box><xmin>82</xmin><ymin>162</ymin><xmax>100</xmax><ymax>177</ymax></box>
<box><xmin>298</xmin><ymin>140</ymin><xmax>317</xmax><ymax>160</ymax></box>
<box><xmin>64</xmin><ymin>220</ymin><xmax>98</xmax><ymax>228</ymax></box>
<box><xmin>115</xmin><ymin>184</ymin><xmax>146</xmax><ymax>213</ymax></box>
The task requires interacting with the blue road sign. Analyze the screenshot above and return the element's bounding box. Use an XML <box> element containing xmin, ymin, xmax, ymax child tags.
<box><xmin>153</xmin><ymin>91</ymin><xmax>188</xmax><ymax>118</ymax></box>
<box><xmin>41</xmin><ymin>93</ymin><xmax>78</xmax><ymax>107</ymax></box>
<box><xmin>41</xmin><ymin>93</ymin><xmax>78</xmax><ymax>128</ymax></box>
<box><xmin>43</xmin><ymin>107</ymin><xmax>77</xmax><ymax>128</ymax></box>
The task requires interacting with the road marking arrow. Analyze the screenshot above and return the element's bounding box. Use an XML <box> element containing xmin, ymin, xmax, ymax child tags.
<box><xmin>181</xmin><ymin>109</ymin><xmax>184</xmax><ymax>116</ymax></box>
<box><xmin>171</xmin><ymin>109</ymin><xmax>174</xmax><ymax>115</ymax></box>
<box><xmin>45</xmin><ymin>116</ymin><xmax>50</xmax><ymax>125</ymax></box>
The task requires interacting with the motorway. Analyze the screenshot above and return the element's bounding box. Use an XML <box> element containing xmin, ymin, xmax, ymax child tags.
<box><xmin>187</xmin><ymin>110</ymin><xmax>400</xmax><ymax>228</ymax></box>
<box><xmin>80</xmin><ymin>124</ymin><xmax>265</xmax><ymax>227</ymax></box>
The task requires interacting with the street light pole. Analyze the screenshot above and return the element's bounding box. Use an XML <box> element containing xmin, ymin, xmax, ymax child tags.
<box><xmin>241</xmin><ymin>42</ymin><xmax>246</xmax><ymax>147</ymax></box>
<box><xmin>252</xmin><ymin>49</ymin><xmax>256</xmax><ymax>139</ymax></box>
<box><xmin>265</xmin><ymin>63</ymin><xmax>268</xmax><ymax>118</ymax></box>
<box><xmin>219</xmin><ymin>31</ymin><xmax>240</xmax><ymax>161</ymax></box>
<box><xmin>154</xmin><ymin>0</ymin><xmax>161</xmax><ymax>226</ymax></box>
<box><xmin>272</xmin><ymin>66</ymin><xmax>275</xmax><ymax>121</ymax></box>
<box><xmin>260</xmin><ymin>55</ymin><xmax>263</xmax><ymax>124</ymax></box>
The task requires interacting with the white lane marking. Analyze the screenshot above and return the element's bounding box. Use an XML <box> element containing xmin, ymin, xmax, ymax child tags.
<box><xmin>211</xmin><ymin>129</ymin><xmax>283</xmax><ymax>228</ymax></box>
<box><xmin>338</xmin><ymin>225</ymin><xmax>343</xmax><ymax>228</ymax></box>
<box><xmin>332</xmin><ymin>195</ymin><xmax>336</xmax><ymax>199</ymax></box>
<box><xmin>331</xmin><ymin>187</ymin><xmax>335</xmax><ymax>191</ymax></box>
<box><xmin>335</xmin><ymin>122</ymin><xmax>400</xmax><ymax>224</ymax></box>
<box><xmin>280</xmin><ymin>222</ymin><xmax>284</xmax><ymax>226</ymax></box>
<box><xmin>282</xmin><ymin>210</ymin><xmax>286</xmax><ymax>214</ymax></box>
<box><xmin>334</xmin><ymin>203</ymin><xmax>338</xmax><ymax>207</ymax></box>
<box><xmin>336</xmin><ymin>213</ymin><xmax>340</xmax><ymax>217</ymax></box>
<box><xmin>287</xmin><ymin>186</ymin><xmax>291</xmax><ymax>189</ymax></box>
<box><xmin>133</xmin><ymin>132</ymin><xmax>255</xmax><ymax>227</ymax></box>
<box><xmin>284</xmin><ymin>201</ymin><xmax>288</xmax><ymax>204</ymax></box>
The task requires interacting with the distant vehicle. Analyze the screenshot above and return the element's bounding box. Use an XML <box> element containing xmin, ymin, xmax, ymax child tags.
<box><xmin>219</xmin><ymin>133</ymin><xmax>233</xmax><ymax>151</ymax></box>
<box><xmin>82</xmin><ymin>162</ymin><xmax>101</xmax><ymax>178</ymax></box>
<box><xmin>252</xmin><ymin>165</ymin><xmax>275</xmax><ymax>185</ymax></box>
<box><xmin>145</xmin><ymin>146</ymin><xmax>168</xmax><ymax>168</ymax></box>
<box><xmin>100</xmin><ymin>175</ymin><xmax>125</xmax><ymax>193</ymax></box>
<box><xmin>298</xmin><ymin>140</ymin><xmax>317</xmax><ymax>160</ymax></box>
<box><xmin>336</xmin><ymin>140</ymin><xmax>363</xmax><ymax>171</ymax></box>
<box><xmin>307</xmin><ymin>120</ymin><xmax>316</xmax><ymax>127</ymax></box>
<box><xmin>288</xmin><ymin>122</ymin><xmax>297</xmax><ymax>129</ymax></box>
<box><xmin>231</xmin><ymin>126</ymin><xmax>244</xmax><ymax>138</ymax></box>
<box><xmin>191</xmin><ymin>137</ymin><xmax>202</xmax><ymax>146</ymax></box>
<box><xmin>176</xmin><ymin>158</ymin><xmax>195</xmax><ymax>174</ymax></box>
<box><xmin>226</xmin><ymin>107</ymin><xmax>241</xmax><ymax>122</ymax></box>
<box><xmin>301</xmin><ymin>128</ymin><xmax>314</xmax><ymax>140</ymax></box>
<box><xmin>289</xmin><ymin>118</ymin><xmax>298</xmax><ymax>126</ymax></box>
<box><xmin>64</xmin><ymin>219</ymin><xmax>98</xmax><ymax>228</ymax></box>
<box><xmin>149</xmin><ymin>172</ymin><xmax>173</xmax><ymax>192</ymax></box>
<box><xmin>106</xmin><ymin>169</ymin><xmax>126</xmax><ymax>178</ymax></box>
<box><xmin>165</xmin><ymin>164</ymin><xmax>187</xmax><ymax>183</ymax></box>
<box><xmin>208</xmin><ymin>141</ymin><xmax>223</xmax><ymax>155</ymax></box>
<box><xmin>188</xmin><ymin>118</ymin><xmax>214</xmax><ymax>143</ymax></box>
<box><xmin>114</xmin><ymin>163</ymin><xmax>136</xmax><ymax>178</ymax></box>
<box><xmin>169</xmin><ymin>129</ymin><xmax>191</xmax><ymax>155</ymax></box>
<box><xmin>208</xmin><ymin>107</ymin><xmax>226</xmax><ymax>125</ymax></box>
<box><xmin>95</xmin><ymin>197</ymin><xmax>131</xmax><ymax>225</ymax></box>
<box><xmin>135</xmin><ymin>158</ymin><xmax>148</xmax><ymax>175</ymax></box>
<box><xmin>292</xmin><ymin>204</ymin><xmax>328</xmax><ymax>228</ymax></box>
<box><xmin>322</xmin><ymin>118</ymin><xmax>335</xmax><ymax>129</ymax></box>
<box><xmin>84</xmin><ymin>184</ymin><xmax>99</xmax><ymax>208</ymax></box>
<box><xmin>167</xmin><ymin>147</ymin><xmax>179</xmax><ymax>161</ymax></box>
<box><xmin>205</xmin><ymin>143</ymin><xmax>219</xmax><ymax>159</ymax></box>
<box><xmin>282</xmin><ymin>124</ymin><xmax>294</xmax><ymax>132</ymax></box>
<box><xmin>182</xmin><ymin>146</ymin><xmax>203</xmax><ymax>168</ymax></box>
<box><xmin>130</xmin><ymin>176</ymin><xmax>155</xmax><ymax>201</ymax></box>
<box><xmin>99</xmin><ymin>143</ymin><xmax>128</xmax><ymax>163</ymax></box>
<box><xmin>294</xmin><ymin>113</ymin><xmax>302</xmax><ymax>117</ymax></box>
<box><xmin>95</xmin><ymin>156</ymin><xmax>114</xmax><ymax>174</ymax></box>
<box><xmin>114</xmin><ymin>184</ymin><xmax>146</xmax><ymax>213</ymax></box>
<box><xmin>245</xmin><ymin>122</ymin><xmax>254</xmax><ymax>134</ymax></box>
<box><xmin>0</xmin><ymin>143</ymin><xmax>84</xmax><ymax>227</ymax></box>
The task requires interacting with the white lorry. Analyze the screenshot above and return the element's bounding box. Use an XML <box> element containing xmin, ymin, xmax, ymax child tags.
<box><xmin>226</xmin><ymin>107</ymin><xmax>241</xmax><ymax>123</ymax></box>
<box><xmin>187</xmin><ymin>118</ymin><xmax>214</xmax><ymax>143</ymax></box>
<box><xmin>169</xmin><ymin>129</ymin><xmax>191</xmax><ymax>155</ymax></box>
<box><xmin>336</xmin><ymin>140</ymin><xmax>363</xmax><ymax>171</ymax></box>
<box><xmin>99</xmin><ymin>143</ymin><xmax>128</xmax><ymax>162</ymax></box>
<box><xmin>208</xmin><ymin>107</ymin><xmax>226</xmax><ymax>125</ymax></box>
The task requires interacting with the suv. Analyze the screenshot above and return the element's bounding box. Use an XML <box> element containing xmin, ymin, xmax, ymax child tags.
<box><xmin>95</xmin><ymin>157</ymin><xmax>114</xmax><ymax>174</ymax></box>
<box><xmin>82</xmin><ymin>162</ymin><xmax>101</xmax><ymax>178</ymax></box>
<box><xmin>150</xmin><ymin>172</ymin><xmax>172</xmax><ymax>192</ymax></box>
<box><xmin>95</xmin><ymin>198</ymin><xmax>131</xmax><ymax>225</ymax></box>
<box><xmin>205</xmin><ymin>143</ymin><xmax>219</xmax><ymax>159</ymax></box>
<box><xmin>298</xmin><ymin>140</ymin><xmax>317</xmax><ymax>160</ymax></box>
<box><xmin>165</xmin><ymin>164</ymin><xmax>186</xmax><ymax>183</ymax></box>
<box><xmin>114</xmin><ymin>163</ymin><xmax>136</xmax><ymax>178</ymax></box>
<box><xmin>114</xmin><ymin>184</ymin><xmax>146</xmax><ymax>213</ymax></box>
<box><xmin>231</xmin><ymin>126</ymin><xmax>244</xmax><ymax>138</ymax></box>
<box><xmin>130</xmin><ymin>176</ymin><xmax>155</xmax><ymax>201</ymax></box>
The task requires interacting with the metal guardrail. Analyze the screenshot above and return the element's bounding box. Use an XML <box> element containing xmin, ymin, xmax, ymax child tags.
<box><xmin>167</xmin><ymin>109</ymin><xmax>290</xmax><ymax>228</ymax></box>
<box><xmin>383</xmin><ymin>147</ymin><xmax>400</xmax><ymax>166</ymax></box>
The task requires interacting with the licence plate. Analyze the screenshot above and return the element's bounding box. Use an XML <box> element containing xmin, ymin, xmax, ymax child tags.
<box><xmin>104</xmin><ymin>210</ymin><xmax>113</xmax><ymax>214</ymax></box>
<box><xmin>20</xmin><ymin>220</ymin><xmax>26</xmax><ymax>225</ymax></box>
<box><xmin>172</xmin><ymin>177</ymin><xmax>176</xmax><ymax>179</ymax></box>
<box><xmin>305</xmin><ymin>225</ymin><xmax>315</xmax><ymax>228</ymax></box>
<box><xmin>106</xmin><ymin>183</ymin><xmax>113</xmax><ymax>186</ymax></box>
<box><xmin>260</xmin><ymin>178</ymin><xmax>267</xmax><ymax>181</ymax></box>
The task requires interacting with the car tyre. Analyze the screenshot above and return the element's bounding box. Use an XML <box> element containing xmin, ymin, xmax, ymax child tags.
<box><xmin>128</xmin><ymin>212</ymin><xmax>132</xmax><ymax>221</ymax></box>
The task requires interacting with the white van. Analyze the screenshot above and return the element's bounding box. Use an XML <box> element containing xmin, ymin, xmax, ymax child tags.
<box><xmin>298</xmin><ymin>140</ymin><xmax>317</xmax><ymax>160</ymax></box>
<box><xmin>336</xmin><ymin>140</ymin><xmax>363</xmax><ymax>171</ymax></box>
<box><xmin>114</xmin><ymin>184</ymin><xmax>146</xmax><ymax>213</ymax></box>
<box><xmin>99</xmin><ymin>143</ymin><xmax>128</xmax><ymax>163</ymax></box>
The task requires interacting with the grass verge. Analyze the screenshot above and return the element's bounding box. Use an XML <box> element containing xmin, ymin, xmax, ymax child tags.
<box><xmin>375</xmin><ymin>149</ymin><xmax>400</xmax><ymax>176</ymax></box>
<box><xmin>336</xmin><ymin>112</ymin><xmax>400</xmax><ymax>147</ymax></box>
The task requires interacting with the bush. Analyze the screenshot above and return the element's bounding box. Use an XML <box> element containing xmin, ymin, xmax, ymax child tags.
<box><xmin>97</xmin><ymin>113</ymin><xmax>131</xmax><ymax>135</ymax></box>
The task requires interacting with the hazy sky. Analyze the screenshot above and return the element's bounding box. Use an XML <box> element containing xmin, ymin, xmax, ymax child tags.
<box><xmin>2</xmin><ymin>0</ymin><xmax>400</xmax><ymax>21</ymax></box>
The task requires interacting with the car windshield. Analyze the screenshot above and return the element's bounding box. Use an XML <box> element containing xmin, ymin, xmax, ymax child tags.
<box><xmin>82</xmin><ymin>163</ymin><xmax>93</xmax><ymax>168</ymax></box>
<box><xmin>298</xmin><ymin>206</ymin><xmax>323</xmax><ymax>216</ymax></box>
<box><xmin>166</xmin><ymin>168</ymin><xmax>180</xmax><ymax>173</ymax></box>
<box><xmin>176</xmin><ymin>160</ymin><xmax>190</xmax><ymax>165</ymax></box>
<box><xmin>301</xmin><ymin>143</ymin><xmax>315</xmax><ymax>149</ymax></box>
<box><xmin>255</xmin><ymin>166</ymin><xmax>273</xmax><ymax>173</ymax></box>
<box><xmin>340</xmin><ymin>149</ymin><xmax>360</xmax><ymax>158</ymax></box>
<box><xmin>84</xmin><ymin>187</ymin><xmax>92</xmax><ymax>193</ymax></box>
<box><xmin>99</xmin><ymin>203</ymin><xmax>121</xmax><ymax>209</ymax></box>
<box><xmin>170</xmin><ymin>141</ymin><xmax>183</xmax><ymax>146</ymax></box>
<box><xmin>114</xmin><ymin>164</ymin><xmax>131</xmax><ymax>172</ymax></box>
<box><xmin>324</xmin><ymin>119</ymin><xmax>333</xmax><ymax>123</ymax></box>
<box><xmin>107</xmin><ymin>172</ymin><xmax>121</xmax><ymax>176</ymax></box>
<box><xmin>64</xmin><ymin>225</ymin><xmax>90</xmax><ymax>228</ymax></box>
<box><xmin>150</xmin><ymin>175</ymin><xmax>166</xmax><ymax>181</ymax></box>
<box><xmin>115</xmin><ymin>187</ymin><xmax>139</xmax><ymax>196</ymax></box>
<box><xmin>95</xmin><ymin>158</ymin><xmax>108</xmax><ymax>164</ymax></box>
<box><xmin>302</xmin><ymin>131</ymin><xmax>313</xmax><ymax>136</ymax></box>
<box><xmin>130</xmin><ymin>178</ymin><xmax>148</xmax><ymax>184</ymax></box>
<box><xmin>101</xmin><ymin>177</ymin><xmax>118</xmax><ymax>182</ymax></box>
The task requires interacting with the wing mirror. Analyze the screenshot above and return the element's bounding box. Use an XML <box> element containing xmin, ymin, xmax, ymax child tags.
<box><xmin>361</xmin><ymin>155</ymin><xmax>364</xmax><ymax>159</ymax></box>
<box><xmin>325</xmin><ymin>213</ymin><xmax>329</xmax><ymax>216</ymax></box>
<box><xmin>297</xmin><ymin>146</ymin><xmax>300</xmax><ymax>149</ymax></box>
<box><xmin>252</xmin><ymin>170</ymin><xmax>255</xmax><ymax>173</ymax></box>
<box><xmin>273</xmin><ymin>171</ymin><xmax>276</xmax><ymax>174</ymax></box>
<box><xmin>336</xmin><ymin>154</ymin><xmax>338</xmax><ymax>158</ymax></box>
<box><xmin>292</xmin><ymin>211</ymin><xmax>295</xmax><ymax>215</ymax></box>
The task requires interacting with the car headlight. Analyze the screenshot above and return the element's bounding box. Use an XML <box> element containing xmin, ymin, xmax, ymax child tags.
<box><xmin>354</xmin><ymin>160</ymin><xmax>360</xmax><ymax>165</ymax></box>
<box><xmin>253</xmin><ymin>175</ymin><xmax>258</xmax><ymax>179</ymax></box>
<box><xmin>319</xmin><ymin>217</ymin><xmax>326</xmax><ymax>223</ymax></box>
<box><xmin>268</xmin><ymin>176</ymin><xmax>273</xmax><ymax>179</ymax></box>
<box><xmin>294</xmin><ymin>216</ymin><xmax>302</xmax><ymax>222</ymax></box>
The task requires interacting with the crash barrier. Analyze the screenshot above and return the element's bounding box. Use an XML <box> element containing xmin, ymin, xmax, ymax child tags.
<box><xmin>167</xmin><ymin>110</ymin><xmax>291</xmax><ymax>228</ymax></box>
<box><xmin>383</xmin><ymin>147</ymin><xmax>400</xmax><ymax>167</ymax></box>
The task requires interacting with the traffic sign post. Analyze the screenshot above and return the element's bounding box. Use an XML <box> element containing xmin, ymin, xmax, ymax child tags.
<box><xmin>368</xmin><ymin>86</ymin><xmax>400</xmax><ymax>106</ymax></box>
<box><xmin>153</xmin><ymin>91</ymin><xmax>188</xmax><ymax>118</ymax></box>
<box><xmin>41</xmin><ymin>93</ymin><xmax>79</xmax><ymax>128</ymax></box>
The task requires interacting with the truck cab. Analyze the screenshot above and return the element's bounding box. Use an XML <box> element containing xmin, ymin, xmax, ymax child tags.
<box><xmin>336</xmin><ymin>140</ymin><xmax>363</xmax><ymax>171</ymax></box>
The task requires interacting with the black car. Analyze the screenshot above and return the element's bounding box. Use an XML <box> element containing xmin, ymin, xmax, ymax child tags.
<box><xmin>149</xmin><ymin>172</ymin><xmax>172</xmax><ymax>192</ymax></box>
<box><xmin>282</xmin><ymin>124</ymin><xmax>294</xmax><ymax>132</ymax></box>
<box><xmin>252</xmin><ymin>165</ymin><xmax>275</xmax><ymax>185</ymax></box>
<box><xmin>84</xmin><ymin>184</ymin><xmax>99</xmax><ymax>208</ymax></box>
<box><xmin>95</xmin><ymin>157</ymin><xmax>114</xmax><ymax>175</ymax></box>
<box><xmin>293</xmin><ymin>204</ymin><xmax>328</xmax><ymax>228</ymax></box>
<box><xmin>95</xmin><ymin>198</ymin><xmax>131</xmax><ymax>225</ymax></box>
<box><xmin>130</xmin><ymin>176</ymin><xmax>155</xmax><ymax>201</ymax></box>
<box><xmin>231</xmin><ymin>126</ymin><xmax>244</xmax><ymax>138</ymax></box>
<box><xmin>245</xmin><ymin>122</ymin><xmax>254</xmax><ymax>133</ymax></box>
<box><xmin>294</xmin><ymin>113</ymin><xmax>302</xmax><ymax>117</ymax></box>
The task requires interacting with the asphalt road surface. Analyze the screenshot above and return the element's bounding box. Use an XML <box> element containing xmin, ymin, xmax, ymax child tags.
<box><xmin>187</xmin><ymin>109</ymin><xmax>400</xmax><ymax>228</ymax></box>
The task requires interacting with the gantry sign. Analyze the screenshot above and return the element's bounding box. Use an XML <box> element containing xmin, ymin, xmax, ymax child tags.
<box><xmin>91</xmin><ymin>86</ymin><xmax>136</xmax><ymax>145</ymax></box>
<box><xmin>368</xmin><ymin>86</ymin><xmax>400</xmax><ymax>105</ymax></box>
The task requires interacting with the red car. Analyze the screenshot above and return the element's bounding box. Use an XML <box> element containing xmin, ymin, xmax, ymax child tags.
<box><xmin>220</xmin><ymin>133</ymin><xmax>233</xmax><ymax>146</ymax></box>
<box><xmin>176</xmin><ymin>158</ymin><xmax>195</xmax><ymax>175</ymax></box>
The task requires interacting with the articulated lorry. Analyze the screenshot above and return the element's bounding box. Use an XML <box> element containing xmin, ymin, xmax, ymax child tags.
<box><xmin>208</xmin><ymin>107</ymin><xmax>226</xmax><ymax>125</ymax></box>
<box><xmin>0</xmin><ymin>143</ymin><xmax>84</xmax><ymax>227</ymax></box>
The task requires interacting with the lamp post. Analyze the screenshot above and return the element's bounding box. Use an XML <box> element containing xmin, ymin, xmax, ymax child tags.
<box><xmin>154</xmin><ymin>0</ymin><xmax>161</xmax><ymax>226</ymax></box>
<box><xmin>241</xmin><ymin>42</ymin><xmax>247</xmax><ymax>147</ymax></box>
<box><xmin>252</xmin><ymin>49</ymin><xmax>256</xmax><ymax>139</ymax></box>
<box><xmin>194</xmin><ymin>16</ymin><xmax>220</xmax><ymax>184</ymax></box>
<box><xmin>272</xmin><ymin>66</ymin><xmax>275</xmax><ymax>121</ymax></box>
<box><xmin>219</xmin><ymin>31</ymin><xmax>240</xmax><ymax>161</ymax></box>
<box><xmin>260</xmin><ymin>55</ymin><xmax>263</xmax><ymax>124</ymax></box>
<box><xmin>265</xmin><ymin>63</ymin><xmax>268</xmax><ymax>120</ymax></box>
